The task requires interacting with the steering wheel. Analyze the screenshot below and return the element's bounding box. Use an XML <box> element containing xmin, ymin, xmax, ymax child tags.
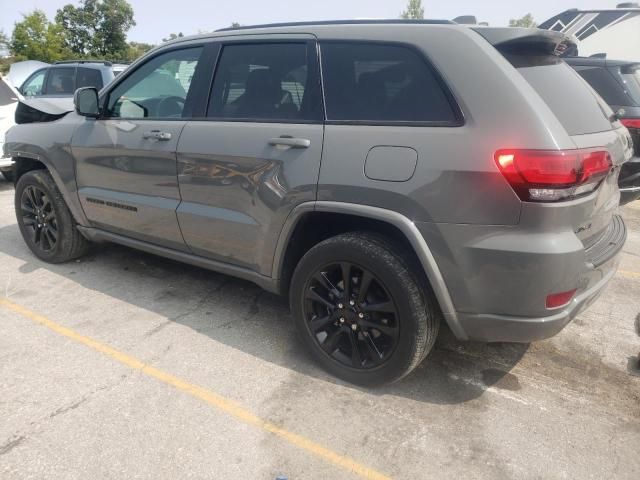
<box><xmin>157</xmin><ymin>96</ymin><xmax>186</xmax><ymax>118</ymax></box>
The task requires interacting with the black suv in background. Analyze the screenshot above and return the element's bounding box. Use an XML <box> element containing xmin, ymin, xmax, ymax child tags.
<box><xmin>566</xmin><ymin>57</ymin><xmax>640</xmax><ymax>204</ymax></box>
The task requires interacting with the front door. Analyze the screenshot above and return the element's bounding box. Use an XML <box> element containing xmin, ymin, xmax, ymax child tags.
<box><xmin>177</xmin><ymin>39</ymin><xmax>324</xmax><ymax>274</ymax></box>
<box><xmin>72</xmin><ymin>46</ymin><xmax>205</xmax><ymax>251</ymax></box>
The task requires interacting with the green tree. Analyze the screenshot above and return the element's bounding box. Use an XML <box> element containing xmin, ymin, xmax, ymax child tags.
<box><xmin>230</xmin><ymin>22</ymin><xmax>241</xmax><ymax>28</ymax></box>
<box><xmin>10</xmin><ymin>10</ymin><xmax>69</xmax><ymax>62</ymax></box>
<box><xmin>121</xmin><ymin>41</ymin><xmax>155</xmax><ymax>62</ymax></box>
<box><xmin>55</xmin><ymin>0</ymin><xmax>136</xmax><ymax>58</ymax></box>
<box><xmin>509</xmin><ymin>13</ymin><xmax>537</xmax><ymax>28</ymax></box>
<box><xmin>162</xmin><ymin>32</ymin><xmax>184</xmax><ymax>43</ymax></box>
<box><xmin>0</xmin><ymin>30</ymin><xmax>8</xmax><ymax>50</ymax></box>
<box><xmin>400</xmin><ymin>0</ymin><xmax>424</xmax><ymax>20</ymax></box>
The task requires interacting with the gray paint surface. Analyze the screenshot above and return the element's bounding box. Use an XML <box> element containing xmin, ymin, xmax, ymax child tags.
<box><xmin>3</xmin><ymin>22</ymin><xmax>633</xmax><ymax>343</ymax></box>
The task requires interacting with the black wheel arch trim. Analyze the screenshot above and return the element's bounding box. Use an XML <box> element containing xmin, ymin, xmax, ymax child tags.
<box><xmin>11</xmin><ymin>151</ymin><xmax>90</xmax><ymax>227</ymax></box>
<box><xmin>272</xmin><ymin>201</ymin><xmax>466</xmax><ymax>340</ymax></box>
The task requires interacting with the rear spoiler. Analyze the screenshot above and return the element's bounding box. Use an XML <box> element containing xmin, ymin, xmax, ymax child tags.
<box><xmin>621</xmin><ymin>63</ymin><xmax>640</xmax><ymax>74</ymax></box>
<box><xmin>471</xmin><ymin>27</ymin><xmax>578</xmax><ymax>56</ymax></box>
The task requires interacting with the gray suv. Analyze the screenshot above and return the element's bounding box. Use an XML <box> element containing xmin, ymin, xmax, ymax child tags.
<box><xmin>3</xmin><ymin>21</ymin><xmax>633</xmax><ymax>385</ymax></box>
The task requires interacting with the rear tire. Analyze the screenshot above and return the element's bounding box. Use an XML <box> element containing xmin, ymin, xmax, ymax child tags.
<box><xmin>15</xmin><ymin>170</ymin><xmax>90</xmax><ymax>263</ymax></box>
<box><xmin>290</xmin><ymin>232</ymin><xmax>440</xmax><ymax>386</ymax></box>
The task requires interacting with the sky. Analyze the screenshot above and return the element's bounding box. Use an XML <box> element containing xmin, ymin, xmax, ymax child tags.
<box><xmin>0</xmin><ymin>0</ymin><xmax>621</xmax><ymax>45</ymax></box>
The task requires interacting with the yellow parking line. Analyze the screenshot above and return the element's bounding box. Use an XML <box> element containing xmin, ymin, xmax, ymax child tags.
<box><xmin>0</xmin><ymin>298</ymin><xmax>391</xmax><ymax>480</ymax></box>
<box><xmin>619</xmin><ymin>270</ymin><xmax>640</xmax><ymax>279</ymax></box>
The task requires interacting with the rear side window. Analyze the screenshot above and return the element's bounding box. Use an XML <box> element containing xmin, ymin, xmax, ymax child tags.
<box><xmin>620</xmin><ymin>66</ymin><xmax>640</xmax><ymax>106</ymax></box>
<box><xmin>573</xmin><ymin>66</ymin><xmax>631</xmax><ymax>106</ymax></box>
<box><xmin>508</xmin><ymin>56</ymin><xmax>613</xmax><ymax>135</ymax></box>
<box><xmin>77</xmin><ymin>67</ymin><xmax>104</xmax><ymax>90</ymax></box>
<box><xmin>208</xmin><ymin>42</ymin><xmax>322</xmax><ymax>122</ymax></box>
<box><xmin>45</xmin><ymin>68</ymin><xmax>76</xmax><ymax>95</ymax></box>
<box><xmin>320</xmin><ymin>42</ymin><xmax>459</xmax><ymax>124</ymax></box>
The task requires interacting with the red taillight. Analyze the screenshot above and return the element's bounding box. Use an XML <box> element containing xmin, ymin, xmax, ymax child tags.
<box><xmin>621</xmin><ymin>118</ymin><xmax>640</xmax><ymax>129</ymax></box>
<box><xmin>495</xmin><ymin>149</ymin><xmax>612</xmax><ymax>202</ymax></box>
<box><xmin>546</xmin><ymin>289</ymin><xmax>577</xmax><ymax>309</ymax></box>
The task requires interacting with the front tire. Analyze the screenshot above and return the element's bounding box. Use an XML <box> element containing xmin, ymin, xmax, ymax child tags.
<box><xmin>290</xmin><ymin>232</ymin><xmax>440</xmax><ymax>386</ymax></box>
<box><xmin>15</xmin><ymin>170</ymin><xmax>89</xmax><ymax>263</ymax></box>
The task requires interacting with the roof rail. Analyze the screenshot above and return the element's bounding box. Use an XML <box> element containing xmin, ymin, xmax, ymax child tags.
<box><xmin>217</xmin><ymin>19</ymin><xmax>454</xmax><ymax>32</ymax></box>
<box><xmin>54</xmin><ymin>60</ymin><xmax>113</xmax><ymax>66</ymax></box>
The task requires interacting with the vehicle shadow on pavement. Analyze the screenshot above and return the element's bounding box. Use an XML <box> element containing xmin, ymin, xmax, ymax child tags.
<box><xmin>0</xmin><ymin>181</ymin><xmax>14</xmax><ymax>192</ymax></box>
<box><xmin>0</xmin><ymin>223</ymin><xmax>528</xmax><ymax>405</ymax></box>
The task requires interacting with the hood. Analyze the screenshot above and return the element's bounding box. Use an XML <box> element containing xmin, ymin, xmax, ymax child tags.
<box><xmin>15</xmin><ymin>97</ymin><xmax>74</xmax><ymax>125</ymax></box>
<box><xmin>20</xmin><ymin>96</ymin><xmax>75</xmax><ymax>116</ymax></box>
<box><xmin>7</xmin><ymin>60</ymin><xmax>49</xmax><ymax>90</ymax></box>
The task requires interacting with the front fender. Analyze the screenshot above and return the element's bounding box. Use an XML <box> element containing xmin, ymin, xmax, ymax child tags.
<box><xmin>6</xmin><ymin>116</ymin><xmax>88</xmax><ymax>226</ymax></box>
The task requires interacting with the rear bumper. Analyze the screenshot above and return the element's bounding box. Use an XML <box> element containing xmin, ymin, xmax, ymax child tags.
<box><xmin>417</xmin><ymin>213</ymin><xmax>626</xmax><ymax>343</ymax></box>
<box><xmin>456</xmin><ymin>258</ymin><xmax>618</xmax><ymax>342</ymax></box>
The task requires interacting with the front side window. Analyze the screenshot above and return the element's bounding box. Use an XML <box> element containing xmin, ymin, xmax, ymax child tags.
<box><xmin>77</xmin><ymin>67</ymin><xmax>104</xmax><ymax>90</ymax></box>
<box><xmin>320</xmin><ymin>42</ymin><xmax>459</xmax><ymax>123</ymax></box>
<box><xmin>208</xmin><ymin>42</ymin><xmax>322</xmax><ymax>121</ymax></box>
<box><xmin>106</xmin><ymin>47</ymin><xmax>203</xmax><ymax>119</ymax></box>
<box><xmin>21</xmin><ymin>70</ymin><xmax>46</xmax><ymax>96</ymax></box>
<box><xmin>45</xmin><ymin>68</ymin><xmax>76</xmax><ymax>95</ymax></box>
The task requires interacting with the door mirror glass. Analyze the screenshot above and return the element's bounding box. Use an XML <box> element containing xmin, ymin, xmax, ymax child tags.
<box><xmin>74</xmin><ymin>87</ymin><xmax>100</xmax><ymax>117</ymax></box>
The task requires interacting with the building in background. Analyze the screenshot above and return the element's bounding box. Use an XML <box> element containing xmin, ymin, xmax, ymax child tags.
<box><xmin>539</xmin><ymin>3</ymin><xmax>640</xmax><ymax>61</ymax></box>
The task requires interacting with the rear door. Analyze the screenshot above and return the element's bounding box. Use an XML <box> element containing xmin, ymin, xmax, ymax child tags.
<box><xmin>72</xmin><ymin>45</ymin><xmax>207</xmax><ymax>251</ymax></box>
<box><xmin>176</xmin><ymin>37</ymin><xmax>324</xmax><ymax>274</ymax></box>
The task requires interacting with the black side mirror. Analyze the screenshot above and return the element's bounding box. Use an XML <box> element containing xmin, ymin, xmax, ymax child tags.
<box><xmin>74</xmin><ymin>87</ymin><xmax>100</xmax><ymax>118</ymax></box>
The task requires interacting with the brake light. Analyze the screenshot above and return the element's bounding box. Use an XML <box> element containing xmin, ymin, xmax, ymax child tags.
<box><xmin>620</xmin><ymin>118</ymin><xmax>640</xmax><ymax>129</ymax></box>
<box><xmin>546</xmin><ymin>289</ymin><xmax>577</xmax><ymax>309</ymax></box>
<box><xmin>495</xmin><ymin>149</ymin><xmax>612</xmax><ymax>202</ymax></box>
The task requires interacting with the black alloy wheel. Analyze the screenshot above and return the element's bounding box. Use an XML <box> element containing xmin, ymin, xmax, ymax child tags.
<box><xmin>20</xmin><ymin>185</ymin><xmax>58</xmax><ymax>252</ymax></box>
<box><xmin>15</xmin><ymin>169</ymin><xmax>90</xmax><ymax>263</ymax></box>
<box><xmin>304</xmin><ymin>262</ymin><xmax>400</xmax><ymax>370</ymax></box>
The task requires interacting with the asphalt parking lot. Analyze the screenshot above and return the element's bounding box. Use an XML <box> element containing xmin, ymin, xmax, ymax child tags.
<box><xmin>1</xmin><ymin>179</ymin><xmax>639</xmax><ymax>480</ymax></box>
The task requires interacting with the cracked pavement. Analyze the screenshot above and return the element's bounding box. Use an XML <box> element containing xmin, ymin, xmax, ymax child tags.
<box><xmin>1</xmin><ymin>179</ymin><xmax>639</xmax><ymax>479</ymax></box>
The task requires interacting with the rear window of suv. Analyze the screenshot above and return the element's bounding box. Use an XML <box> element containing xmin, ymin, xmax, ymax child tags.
<box><xmin>320</xmin><ymin>42</ymin><xmax>460</xmax><ymax>124</ymax></box>
<box><xmin>507</xmin><ymin>55</ymin><xmax>614</xmax><ymax>135</ymax></box>
<box><xmin>573</xmin><ymin>65</ymin><xmax>632</xmax><ymax>106</ymax></box>
<box><xmin>620</xmin><ymin>65</ymin><xmax>640</xmax><ymax>106</ymax></box>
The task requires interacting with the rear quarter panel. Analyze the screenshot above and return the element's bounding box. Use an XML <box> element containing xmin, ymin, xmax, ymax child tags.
<box><xmin>315</xmin><ymin>25</ymin><xmax>576</xmax><ymax>225</ymax></box>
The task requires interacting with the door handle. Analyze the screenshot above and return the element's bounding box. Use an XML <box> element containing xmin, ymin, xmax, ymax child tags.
<box><xmin>268</xmin><ymin>136</ymin><xmax>310</xmax><ymax>149</ymax></box>
<box><xmin>143</xmin><ymin>130</ymin><xmax>172</xmax><ymax>141</ymax></box>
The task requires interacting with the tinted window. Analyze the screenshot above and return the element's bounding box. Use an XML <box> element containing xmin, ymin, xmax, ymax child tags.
<box><xmin>320</xmin><ymin>42</ymin><xmax>458</xmax><ymax>123</ymax></box>
<box><xmin>21</xmin><ymin>70</ymin><xmax>46</xmax><ymax>96</ymax></box>
<box><xmin>77</xmin><ymin>67</ymin><xmax>104</xmax><ymax>90</ymax></box>
<box><xmin>45</xmin><ymin>68</ymin><xmax>76</xmax><ymax>95</ymax></box>
<box><xmin>208</xmin><ymin>43</ymin><xmax>321</xmax><ymax>121</ymax></box>
<box><xmin>620</xmin><ymin>67</ymin><xmax>640</xmax><ymax>106</ymax></box>
<box><xmin>573</xmin><ymin>66</ymin><xmax>630</xmax><ymax>106</ymax></box>
<box><xmin>509</xmin><ymin>56</ymin><xmax>613</xmax><ymax>135</ymax></box>
<box><xmin>106</xmin><ymin>47</ymin><xmax>202</xmax><ymax>119</ymax></box>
